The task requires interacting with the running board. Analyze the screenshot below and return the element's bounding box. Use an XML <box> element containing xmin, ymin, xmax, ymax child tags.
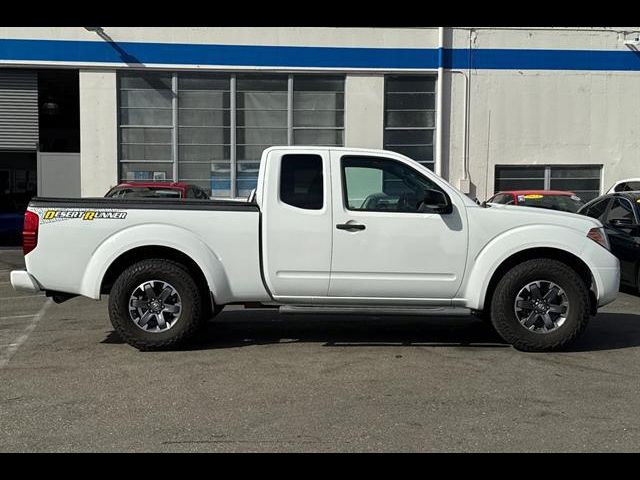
<box><xmin>279</xmin><ymin>305</ymin><xmax>471</xmax><ymax>317</ymax></box>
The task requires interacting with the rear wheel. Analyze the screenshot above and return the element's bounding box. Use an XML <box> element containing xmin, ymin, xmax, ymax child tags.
<box><xmin>108</xmin><ymin>258</ymin><xmax>205</xmax><ymax>350</ymax></box>
<box><xmin>490</xmin><ymin>258</ymin><xmax>590</xmax><ymax>352</ymax></box>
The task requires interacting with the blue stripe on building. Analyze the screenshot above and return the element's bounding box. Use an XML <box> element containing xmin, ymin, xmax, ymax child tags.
<box><xmin>1</xmin><ymin>38</ymin><xmax>640</xmax><ymax>71</ymax></box>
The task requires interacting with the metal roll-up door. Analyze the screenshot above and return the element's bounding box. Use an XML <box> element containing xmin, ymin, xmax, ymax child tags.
<box><xmin>0</xmin><ymin>70</ymin><xmax>38</xmax><ymax>150</ymax></box>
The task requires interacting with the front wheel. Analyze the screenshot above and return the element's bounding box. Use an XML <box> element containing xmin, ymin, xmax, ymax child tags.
<box><xmin>490</xmin><ymin>259</ymin><xmax>590</xmax><ymax>352</ymax></box>
<box><xmin>108</xmin><ymin>259</ymin><xmax>205</xmax><ymax>350</ymax></box>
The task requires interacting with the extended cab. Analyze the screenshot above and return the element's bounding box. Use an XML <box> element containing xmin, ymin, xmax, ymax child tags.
<box><xmin>11</xmin><ymin>147</ymin><xmax>620</xmax><ymax>352</ymax></box>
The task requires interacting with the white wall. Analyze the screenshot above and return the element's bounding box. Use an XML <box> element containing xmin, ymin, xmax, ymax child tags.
<box><xmin>460</xmin><ymin>71</ymin><xmax>640</xmax><ymax>199</ymax></box>
<box><xmin>0</xmin><ymin>27</ymin><xmax>440</xmax><ymax>49</ymax></box>
<box><xmin>445</xmin><ymin>28</ymin><xmax>640</xmax><ymax>201</ymax></box>
<box><xmin>79</xmin><ymin>70</ymin><xmax>118</xmax><ymax>197</ymax></box>
<box><xmin>345</xmin><ymin>75</ymin><xmax>384</xmax><ymax>149</ymax></box>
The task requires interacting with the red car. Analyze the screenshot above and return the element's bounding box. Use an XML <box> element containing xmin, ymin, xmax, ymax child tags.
<box><xmin>105</xmin><ymin>182</ymin><xmax>210</xmax><ymax>199</ymax></box>
<box><xmin>487</xmin><ymin>190</ymin><xmax>585</xmax><ymax>213</ymax></box>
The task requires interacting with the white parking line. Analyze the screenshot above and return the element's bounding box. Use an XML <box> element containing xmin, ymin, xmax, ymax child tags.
<box><xmin>0</xmin><ymin>299</ymin><xmax>52</xmax><ymax>369</ymax></box>
<box><xmin>1</xmin><ymin>294</ymin><xmax>45</xmax><ymax>300</ymax></box>
<box><xmin>0</xmin><ymin>314</ymin><xmax>39</xmax><ymax>320</ymax></box>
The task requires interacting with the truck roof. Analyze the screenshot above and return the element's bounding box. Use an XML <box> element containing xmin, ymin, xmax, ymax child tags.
<box><xmin>263</xmin><ymin>145</ymin><xmax>408</xmax><ymax>156</ymax></box>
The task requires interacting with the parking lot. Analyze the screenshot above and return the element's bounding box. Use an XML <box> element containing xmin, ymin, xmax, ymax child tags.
<box><xmin>1</xmin><ymin>247</ymin><xmax>640</xmax><ymax>452</ymax></box>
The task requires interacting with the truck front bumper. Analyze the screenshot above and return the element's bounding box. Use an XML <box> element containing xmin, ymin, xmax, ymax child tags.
<box><xmin>593</xmin><ymin>265</ymin><xmax>620</xmax><ymax>308</ymax></box>
<box><xmin>10</xmin><ymin>270</ymin><xmax>41</xmax><ymax>292</ymax></box>
<box><xmin>583</xmin><ymin>238</ymin><xmax>621</xmax><ymax>308</ymax></box>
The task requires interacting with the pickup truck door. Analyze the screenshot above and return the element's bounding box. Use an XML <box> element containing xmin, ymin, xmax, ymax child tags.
<box><xmin>328</xmin><ymin>151</ymin><xmax>467</xmax><ymax>301</ymax></box>
<box><xmin>261</xmin><ymin>149</ymin><xmax>333</xmax><ymax>298</ymax></box>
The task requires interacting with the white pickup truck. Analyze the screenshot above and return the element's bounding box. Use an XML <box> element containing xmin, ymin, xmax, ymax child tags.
<box><xmin>11</xmin><ymin>147</ymin><xmax>620</xmax><ymax>352</ymax></box>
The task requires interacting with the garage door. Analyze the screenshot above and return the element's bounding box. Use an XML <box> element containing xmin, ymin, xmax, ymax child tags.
<box><xmin>495</xmin><ymin>165</ymin><xmax>602</xmax><ymax>202</ymax></box>
<box><xmin>0</xmin><ymin>69</ymin><xmax>39</xmax><ymax>150</ymax></box>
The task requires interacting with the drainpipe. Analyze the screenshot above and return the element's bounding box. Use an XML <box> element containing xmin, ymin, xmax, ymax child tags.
<box><xmin>450</xmin><ymin>70</ymin><xmax>469</xmax><ymax>192</ymax></box>
<box><xmin>435</xmin><ymin>26</ymin><xmax>445</xmax><ymax>177</ymax></box>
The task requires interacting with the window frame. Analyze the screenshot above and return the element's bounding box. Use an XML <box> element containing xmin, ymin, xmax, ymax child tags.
<box><xmin>340</xmin><ymin>155</ymin><xmax>444</xmax><ymax>214</ymax></box>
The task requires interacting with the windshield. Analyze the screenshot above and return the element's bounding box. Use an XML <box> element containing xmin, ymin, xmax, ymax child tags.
<box><xmin>107</xmin><ymin>188</ymin><xmax>182</xmax><ymax>199</ymax></box>
<box><xmin>517</xmin><ymin>194</ymin><xmax>584</xmax><ymax>213</ymax></box>
<box><xmin>614</xmin><ymin>181</ymin><xmax>640</xmax><ymax>192</ymax></box>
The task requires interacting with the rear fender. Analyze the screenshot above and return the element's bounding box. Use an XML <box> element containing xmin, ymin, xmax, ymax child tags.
<box><xmin>79</xmin><ymin>223</ymin><xmax>232</xmax><ymax>302</ymax></box>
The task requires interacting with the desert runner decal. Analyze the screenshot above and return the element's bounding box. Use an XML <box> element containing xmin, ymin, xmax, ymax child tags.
<box><xmin>36</xmin><ymin>208</ymin><xmax>128</xmax><ymax>223</ymax></box>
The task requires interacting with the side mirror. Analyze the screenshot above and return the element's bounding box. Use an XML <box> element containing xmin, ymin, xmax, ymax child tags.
<box><xmin>418</xmin><ymin>189</ymin><xmax>453</xmax><ymax>215</ymax></box>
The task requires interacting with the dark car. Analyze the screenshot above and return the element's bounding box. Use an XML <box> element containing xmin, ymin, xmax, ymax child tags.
<box><xmin>105</xmin><ymin>182</ymin><xmax>210</xmax><ymax>199</ymax></box>
<box><xmin>487</xmin><ymin>190</ymin><xmax>585</xmax><ymax>213</ymax></box>
<box><xmin>0</xmin><ymin>194</ymin><xmax>31</xmax><ymax>246</ymax></box>
<box><xmin>578</xmin><ymin>192</ymin><xmax>640</xmax><ymax>293</ymax></box>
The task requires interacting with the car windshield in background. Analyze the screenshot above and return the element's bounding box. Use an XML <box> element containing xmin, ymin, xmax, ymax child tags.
<box><xmin>109</xmin><ymin>188</ymin><xmax>181</xmax><ymax>199</ymax></box>
<box><xmin>614</xmin><ymin>181</ymin><xmax>640</xmax><ymax>192</ymax></box>
<box><xmin>517</xmin><ymin>194</ymin><xmax>584</xmax><ymax>213</ymax></box>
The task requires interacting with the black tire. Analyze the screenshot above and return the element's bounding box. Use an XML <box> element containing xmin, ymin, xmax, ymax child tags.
<box><xmin>108</xmin><ymin>258</ymin><xmax>205</xmax><ymax>351</ymax></box>
<box><xmin>490</xmin><ymin>258</ymin><xmax>590</xmax><ymax>352</ymax></box>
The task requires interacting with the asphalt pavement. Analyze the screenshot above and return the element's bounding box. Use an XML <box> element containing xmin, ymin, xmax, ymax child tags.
<box><xmin>1</xmin><ymin>247</ymin><xmax>640</xmax><ymax>452</ymax></box>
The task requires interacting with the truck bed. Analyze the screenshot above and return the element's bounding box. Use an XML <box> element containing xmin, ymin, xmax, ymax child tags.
<box><xmin>29</xmin><ymin>197</ymin><xmax>259</xmax><ymax>212</ymax></box>
<box><xmin>24</xmin><ymin>196</ymin><xmax>269</xmax><ymax>303</ymax></box>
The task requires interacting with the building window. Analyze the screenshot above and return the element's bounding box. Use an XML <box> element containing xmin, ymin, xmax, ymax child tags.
<box><xmin>494</xmin><ymin>165</ymin><xmax>602</xmax><ymax>202</ymax></box>
<box><xmin>237</xmin><ymin>75</ymin><xmax>288</xmax><ymax>198</ymax></box>
<box><xmin>119</xmin><ymin>73</ymin><xmax>174</xmax><ymax>182</ymax></box>
<box><xmin>548</xmin><ymin>166</ymin><xmax>602</xmax><ymax>202</ymax></box>
<box><xmin>384</xmin><ymin>75</ymin><xmax>436</xmax><ymax>170</ymax></box>
<box><xmin>118</xmin><ymin>72</ymin><xmax>344</xmax><ymax>198</ymax></box>
<box><xmin>177</xmin><ymin>74</ymin><xmax>231</xmax><ymax>196</ymax></box>
<box><xmin>293</xmin><ymin>76</ymin><xmax>344</xmax><ymax>147</ymax></box>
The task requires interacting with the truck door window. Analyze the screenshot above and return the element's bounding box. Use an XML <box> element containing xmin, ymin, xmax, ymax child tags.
<box><xmin>280</xmin><ymin>154</ymin><xmax>323</xmax><ymax>210</ymax></box>
<box><xmin>342</xmin><ymin>156</ymin><xmax>441</xmax><ymax>213</ymax></box>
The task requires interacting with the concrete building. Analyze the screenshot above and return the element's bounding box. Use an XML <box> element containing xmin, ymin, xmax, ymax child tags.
<box><xmin>0</xmin><ymin>26</ymin><xmax>639</xmax><ymax>205</ymax></box>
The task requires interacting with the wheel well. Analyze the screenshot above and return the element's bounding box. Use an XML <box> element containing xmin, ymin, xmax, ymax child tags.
<box><xmin>100</xmin><ymin>246</ymin><xmax>214</xmax><ymax>314</ymax></box>
<box><xmin>482</xmin><ymin>248</ymin><xmax>595</xmax><ymax>315</ymax></box>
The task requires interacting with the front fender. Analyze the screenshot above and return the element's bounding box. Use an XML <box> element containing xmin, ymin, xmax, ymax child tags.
<box><xmin>459</xmin><ymin>224</ymin><xmax>592</xmax><ymax>310</ymax></box>
<box><xmin>79</xmin><ymin>223</ymin><xmax>232</xmax><ymax>302</ymax></box>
